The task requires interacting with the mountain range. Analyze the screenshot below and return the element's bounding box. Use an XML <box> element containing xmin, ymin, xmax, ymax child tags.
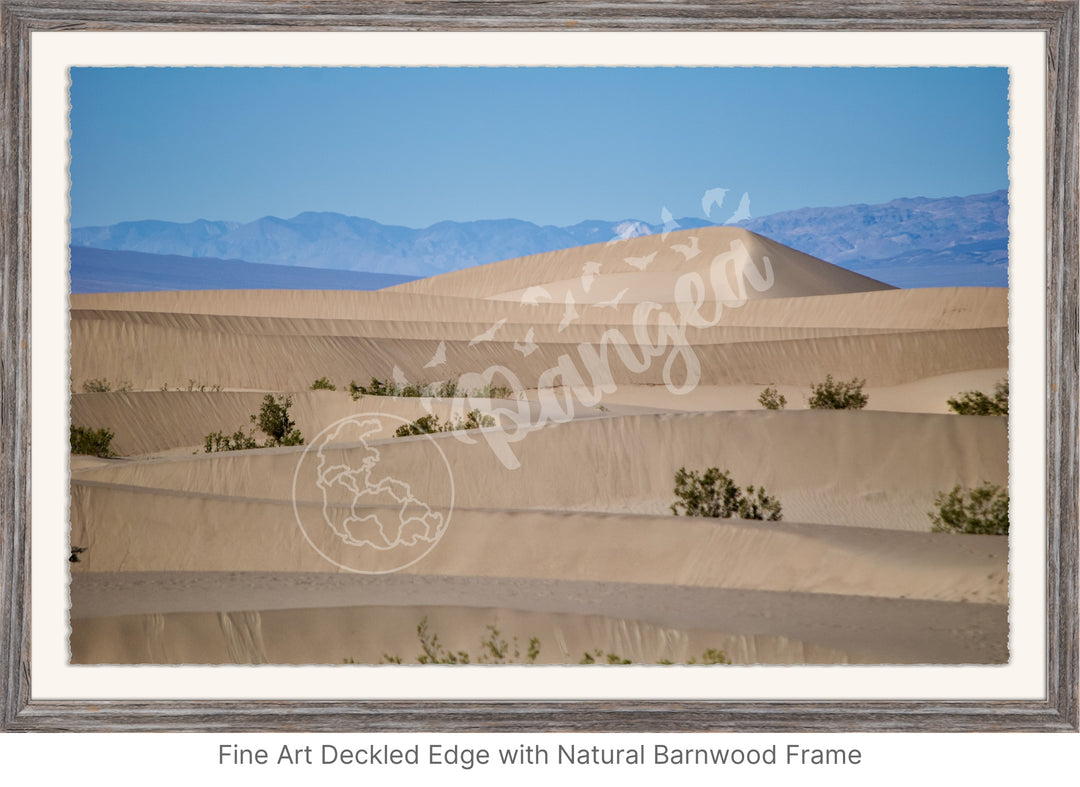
<box><xmin>70</xmin><ymin>190</ymin><xmax>1007</xmax><ymax>291</ymax></box>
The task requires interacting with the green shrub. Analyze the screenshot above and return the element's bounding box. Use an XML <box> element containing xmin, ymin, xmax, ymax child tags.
<box><xmin>81</xmin><ymin>378</ymin><xmax>131</xmax><ymax>393</ymax></box>
<box><xmin>807</xmin><ymin>375</ymin><xmax>868</xmax><ymax>410</ymax></box>
<box><xmin>476</xmin><ymin>383</ymin><xmax>514</xmax><ymax>399</ymax></box>
<box><xmin>737</xmin><ymin>485</ymin><xmax>784</xmax><ymax>521</ymax></box>
<box><xmin>581</xmin><ymin>650</ymin><xmax>631</xmax><ymax>665</ymax></box>
<box><xmin>368</xmin><ymin>617</ymin><xmax>725</xmax><ymax>665</ymax></box>
<box><xmin>435</xmin><ymin>379</ymin><xmax>460</xmax><ymax>398</ymax></box>
<box><xmin>373</xmin><ymin>618</ymin><xmax>541</xmax><ymax>666</ymax></box>
<box><xmin>203</xmin><ymin>394</ymin><xmax>303</xmax><ymax>451</ymax></box>
<box><xmin>415</xmin><ymin>617</ymin><xmax>471</xmax><ymax>664</ymax></box>
<box><xmin>930</xmin><ymin>482</ymin><xmax>1009</xmax><ymax>535</ymax></box>
<box><xmin>697</xmin><ymin>648</ymin><xmax>731</xmax><ymax>665</ymax></box>
<box><xmin>310</xmin><ymin>377</ymin><xmax>337</xmax><ymax>391</ymax></box>
<box><xmin>81</xmin><ymin>378</ymin><xmax>111</xmax><ymax>393</ymax></box>
<box><xmin>948</xmin><ymin>379</ymin><xmax>1008</xmax><ymax>415</ymax></box>
<box><xmin>758</xmin><ymin>386</ymin><xmax>787</xmax><ymax>410</ymax></box>
<box><xmin>349</xmin><ymin>376</ymin><xmax>515</xmax><ymax>401</ymax></box>
<box><xmin>582</xmin><ymin>649</ymin><xmax>730</xmax><ymax>665</ymax></box>
<box><xmin>350</xmin><ymin>377</ymin><xmax>419</xmax><ymax>398</ymax></box>
<box><xmin>394</xmin><ymin>409</ymin><xmax>495</xmax><ymax>438</ymax></box>
<box><xmin>204</xmin><ymin>428</ymin><xmax>259</xmax><ymax>453</ymax></box>
<box><xmin>671</xmin><ymin>466</ymin><xmax>782</xmax><ymax>521</ymax></box>
<box><xmin>253</xmin><ymin>394</ymin><xmax>304</xmax><ymax>446</ymax></box>
<box><xmin>394</xmin><ymin>414</ymin><xmax>443</xmax><ymax>437</ymax></box>
<box><xmin>70</xmin><ymin>425</ymin><xmax>115</xmax><ymax>457</ymax></box>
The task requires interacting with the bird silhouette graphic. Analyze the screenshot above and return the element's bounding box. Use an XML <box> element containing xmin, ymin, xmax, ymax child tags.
<box><xmin>672</xmin><ymin>235</ymin><xmax>701</xmax><ymax>260</ymax></box>
<box><xmin>594</xmin><ymin>287</ymin><xmax>630</xmax><ymax>309</ymax></box>
<box><xmin>701</xmin><ymin>187</ymin><xmax>729</xmax><ymax>219</ymax></box>
<box><xmin>558</xmin><ymin>292</ymin><xmax>579</xmax><ymax>333</ymax></box>
<box><xmin>469</xmin><ymin>318</ymin><xmax>507</xmax><ymax>346</ymax></box>
<box><xmin>624</xmin><ymin>251</ymin><xmax>657</xmax><ymax>271</ymax></box>
<box><xmin>660</xmin><ymin>207</ymin><xmax>680</xmax><ymax>240</ymax></box>
<box><xmin>520</xmin><ymin>286</ymin><xmax>552</xmax><ymax>305</ymax></box>
<box><xmin>725</xmin><ymin>192</ymin><xmax>752</xmax><ymax>224</ymax></box>
<box><xmin>424</xmin><ymin>340</ymin><xmax>447</xmax><ymax>369</ymax></box>
<box><xmin>514</xmin><ymin>327</ymin><xmax>539</xmax><ymax>357</ymax></box>
<box><xmin>580</xmin><ymin>261</ymin><xmax>602</xmax><ymax>294</ymax></box>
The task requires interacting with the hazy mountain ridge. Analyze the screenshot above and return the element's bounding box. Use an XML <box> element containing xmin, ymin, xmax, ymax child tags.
<box><xmin>71</xmin><ymin>190</ymin><xmax>1007</xmax><ymax>288</ymax></box>
<box><xmin>70</xmin><ymin>247</ymin><xmax>416</xmax><ymax>294</ymax></box>
<box><xmin>740</xmin><ymin>191</ymin><xmax>1008</xmax><ymax>268</ymax></box>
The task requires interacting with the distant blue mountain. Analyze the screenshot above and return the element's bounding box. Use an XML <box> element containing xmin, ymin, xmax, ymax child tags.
<box><xmin>70</xmin><ymin>190</ymin><xmax>1008</xmax><ymax>289</ymax></box>
<box><xmin>70</xmin><ymin>246</ymin><xmax>416</xmax><ymax>294</ymax></box>
<box><xmin>740</xmin><ymin>191</ymin><xmax>1008</xmax><ymax>288</ymax></box>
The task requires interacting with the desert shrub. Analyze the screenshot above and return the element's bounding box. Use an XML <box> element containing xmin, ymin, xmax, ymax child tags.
<box><xmin>435</xmin><ymin>379</ymin><xmax>460</xmax><ymax>398</ymax></box>
<box><xmin>204</xmin><ymin>428</ymin><xmax>259</xmax><ymax>453</ymax></box>
<box><xmin>394</xmin><ymin>409</ymin><xmax>495</xmax><ymax>438</ymax></box>
<box><xmin>758</xmin><ymin>386</ymin><xmax>787</xmax><ymax>410</ymax></box>
<box><xmin>737</xmin><ymin>485</ymin><xmax>784</xmax><ymax>521</ymax></box>
<box><xmin>476</xmin><ymin>383</ymin><xmax>514</xmax><ymax>399</ymax></box>
<box><xmin>310</xmin><ymin>376</ymin><xmax>337</xmax><ymax>391</ymax></box>
<box><xmin>930</xmin><ymin>482</ymin><xmax>1009</xmax><ymax>535</ymax></box>
<box><xmin>369</xmin><ymin>618</ymin><xmax>723</xmax><ymax>665</ymax></box>
<box><xmin>253</xmin><ymin>394</ymin><xmax>304</xmax><ymax>446</ymax></box>
<box><xmin>351</xmin><ymin>377</ymin><xmax>424</xmax><ymax>398</ymax></box>
<box><xmin>477</xmin><ymin>625</ymin><xmax>540</xmax><ymax>665</ymax></box>
<box><xmin>697</xmin><ymin>648</ymin><xmax>731</xmax><ymax>665</ymax></box>
<box><xmin>671</xmin><ymin>467</ymin><xmax>782</xmax><ymax>521</ymax></box>
<box><xmin>179</xmin><ymin>379</ymin><xmax>223</xmax><ymax>392</ymax></box>
<box><xmin>70</xmin><ymin>425</ymin><xmax>115</xmax><ymax>457</ymax></box>
<box><xmin>807</xmin><ymin>374</ymin><xmax>868</xmax><ymax>410</ymax></box>
<box><xmin>459</xmin><ymin>409</ymin><xmax>496</xmax><ymax>430</ymax></box>
<box><xmin>203</xmin><ymin>394</ymin><xmax>303</xmax><ymax>451</ymax></box>
<box><xmin>580</xmin><ymin>650</ymin><xmax>631</xmax><ymax>665</ymax></box>
<box><xmin>81</xmin><ymin>378</ymin><xmax>130</xmax><ymax>393</ymax></box>
<box><xmin>948</xmin><ymin>379</ymin><xmax>1008</xmax><ymax>416</ymax></box>
<box><xmin>374</xmin><ymin>618</ymin><xmax>541</xmax><ymax>665</ymax></box>
<box><xmin>394</xmin><ymin>414</ymin><xmax>443</xmax><ymax>437</ymax></box>
<box><xmin>350</xmin><ymin>376</ymin><xmax>514</xmax><ymax>401</ymax></box>
<box><xmin>415</xmin><ymin>617</ymin><xmax>472</xmax><ymax>664</ymax></box>
<box><xmin>82</xmin><ymin>378</ymin><xmax>111</xmax><ymax>393</ymax></box>
<box><xmin>351</xmin><ymin>377</ymin><xmax>394</xmax><ymax>398</ymax></box>
<box><xmin>584</xmin><ymin>649</ymin><xmax>730</xmax><ymax>665</ymax></box>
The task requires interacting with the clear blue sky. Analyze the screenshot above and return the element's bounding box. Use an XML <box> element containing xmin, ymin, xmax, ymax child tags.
<box><xmin>69</xmin><ymin>67</ymin><xmax>1009</xmax><ymax>229</ymax></box>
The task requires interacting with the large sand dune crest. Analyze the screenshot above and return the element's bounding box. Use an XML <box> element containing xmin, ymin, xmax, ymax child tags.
<box><xmin>390</xmin><ymin>226</ymin><xmax>896</xmax><ymax>301</ymax></box>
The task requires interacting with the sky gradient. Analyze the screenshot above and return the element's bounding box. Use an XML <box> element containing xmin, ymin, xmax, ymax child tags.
<box><xmin>69</xmin><ymin>67</ymin><xmax>1009</xmax><ymax>229</ymax></box>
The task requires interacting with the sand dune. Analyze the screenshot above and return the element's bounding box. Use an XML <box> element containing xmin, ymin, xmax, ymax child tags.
<box><xmin>71</xmin><ymin>390</ymin><xmax>508</xmax><ymax>457</ymax></box>
<box><xmin>72</xmin><ymin>366</ymin><xmax>1008</xmax><ymax>457</ymax></box>
<box><xmin>391</xmin><ymin>226</ymin><xmax>895</xmax><ymax>301</ymax></box>
<box><xmin>590</xmin><ymin>368</ymin><xmax>1009</xmax><ymax>414</ymax></box>
<box><xmin>68</xmin><ymin>227</ymin><xmax>1010</xmax><ymax>666</ymax></box>
<box><xmin>69</xmin><ymin>510</ymin><xmax>1006</xmax><ymax>664</ymax></box>
<box><xmin>70</xmin><ymin>594</ymin><xmax>1005</xmax><ymax>666</ymax></box>
<box><xmin>72</xmin><ymin>410</ymin><xmax>1006</xmax><ymax>530</ymax></box>
<box><xmin>70</xmin><ymin>310</ymin><xmax>1005</xmax><ymax>393</ymax></box>
<box><xmin>69</xmin><ymin>484</ymin><xmax>1008</xmax><ymax>601</ymax></box>
<box><xmin>71</xmin><ymin>284</ymin><xmax>1004</xmax><ymax>328</ymax></box>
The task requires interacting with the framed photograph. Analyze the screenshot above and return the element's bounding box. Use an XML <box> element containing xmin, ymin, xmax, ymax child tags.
<box><xmin>1</xmin><ymin>1</ymin><xmax>1076</xmax><ymax>732</ymax></box>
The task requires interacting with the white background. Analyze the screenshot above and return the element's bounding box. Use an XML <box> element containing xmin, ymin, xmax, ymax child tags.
<box><xmin>2</xmin><ymin>732</ymin><xmax>1078</xmax><ymax>782</ymax></box>
<box><xmin>7</xmin><ymin>28</ymin><xmax>1075</xmax><ymax>771</ymax></box>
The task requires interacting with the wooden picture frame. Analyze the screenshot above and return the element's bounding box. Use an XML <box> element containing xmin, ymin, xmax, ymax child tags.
<box><xmin>1</xmin><ymin>0</ymin><xmax>1076</xmax><ymax>732</ymax></box>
